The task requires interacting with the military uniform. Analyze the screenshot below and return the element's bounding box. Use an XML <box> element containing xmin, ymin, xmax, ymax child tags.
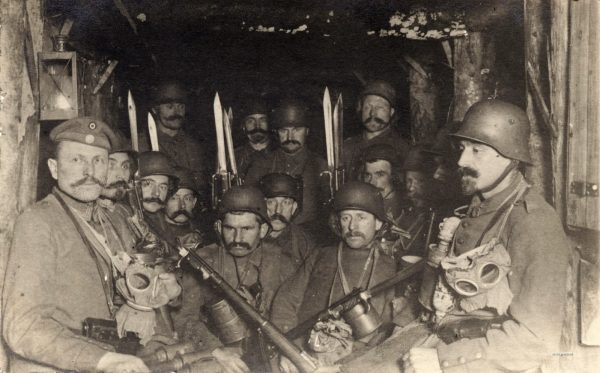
<box><xmin>264</xmin><ymin>222</ymin><xmax>315</xmax><ymax>269</ymax></box>
<box><xmin>245</xmin><ymin>148</ymin><xmax>327</xmax><ymax>226</ymax></box>
<box><xmin>235</xmin><ymin>141</ymin><xmax>275</xmax><ymax>180</ymax></box>
<box><xmin>343</xmin><ymin>128</ymin><xmax>410</xmax><ymax>182</ymax></box>
<box><xmin>3</xmin><ymin>190</ymin><xmax>118</xmax><ymax>373</ymax></box>
<box><xmin>139</xmin><ymin>129</ymin><xmax>209</xmax><ymax>192</ymax></box>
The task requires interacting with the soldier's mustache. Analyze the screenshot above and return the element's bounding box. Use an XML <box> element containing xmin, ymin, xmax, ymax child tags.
<box><xmin>364</xmin><ymin>116</ymin><xmax>386</xmax><ymax>126</ymax></box>
<box><xmin>459</xmin><ymin>167</ymin><xmax>480</xmax><ymax>178</ymax></box>
<box><xmin>269</xmin><ymin>213</ymin><xmax>290</xmax><ymax>225</ymax></box>
<box><xmin>170</xmin><ymin>209</ymin><xmax>193</xmax><ymax>219</ymax></box>
<box><xmin>247</xmin><ymin>129</ymin><xmax>269</xmax><ymax>136</ymax></box>
<box><xmin>282</xmin><ymin>140</ymin><xmax>301</xmax><ymax>146</ymax></box>
<box><xmin>71</xmin><ymin>176</ymin><xmax>105</xmax><ymax>187</ymax></box>
<box><xmin>143</xmin><ymin>197</ymin><xmax>164</xmax><ymax>204</ymax></box>
<box><xmin>227</xmin><ymin>242</ymin><xmax>251</xmax><ymax>251</ymax></box>
<box><xmin>105</xmin><ymin>180</ymin><xmax>128</xmax><ymax>189</ymax></box>
<box><xmin>344</xmin><ymin>231</ymin><xmax>366</xmax><ymax>239</ymax></box>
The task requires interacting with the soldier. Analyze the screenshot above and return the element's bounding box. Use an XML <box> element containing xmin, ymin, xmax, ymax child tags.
<box><xmin>259</xmin><ymin>173</ymin><xmax>316</xmax><ymax>268</ymax></box>
<box><xmin>177</xmin><ymin>186</ymin><xmax>297</xmax><ymax>372</ymax></box>
<box><xmin>360</xmin><ymin>143</ymin><xmax>404</xmax><ymax>221</ymax></box>
<box><xmin>271</xmin><ymin>182</ymin><xmax>397</xmax><ymax>372</ymax></box>
<box><xmin>235</xmin><ymin>97</ymin><xmax>275</xmax><ymax>179</ymax></box>
<box><xmin>3</xmin><ymin>117</ymin><xmax>180</xmax><ymax>373</ymax></box>
<box><xmin>345</xmin><ymin>100</ymin><xmax>571</xmax><ymax>373</ymax></box>
<box><xmin>343</xmin><ymin>80</ymin><xmax>410</xmax><ymax>181</ymax></box>
<box><xmin>139</xmin><ymin>79</ymin><xmax>209</xmax><ymax>193</ymax></box>
<box><xmin>245</xmin><ymin>98</ymin><xmax>327</xmax><ymax>230</ymax></box>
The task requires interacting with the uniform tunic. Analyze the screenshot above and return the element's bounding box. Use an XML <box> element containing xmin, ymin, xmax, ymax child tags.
<box><xmin>264</xmin><ymin>222</ymin><xmax>315</xmax><ymax>269</ymax></box>
<box><xmin>244</xmin><ymin>147</ymin><xmax>327</xmax><ymax>226</ymax></box>
<box><xmin>3</xmin><ymin>190</ymin><xmax>116</xmax><ymax>372</ymax></box>
<box><xmin>342</xmin><ymin>128</ymin><xmax>410</xmax><ymax>182</ymax></box>
<box><xmin>271</xmin><ymin>243</ymin><xmax>396</xmax><ymax>334</ymax></box>
<box><xmin>234</xmin><ymin>141</ymin><xmax>275</xmax><ymax>180</ymax></box>
<box><xmin>432</xmin><ymin>174</ymin><xmax>571</xmax><ymax>372</ymax></box>
<box><xmin>139</xmin><ymin>129</ymin><xmax>209</xmax><ymax>192</ymax></box>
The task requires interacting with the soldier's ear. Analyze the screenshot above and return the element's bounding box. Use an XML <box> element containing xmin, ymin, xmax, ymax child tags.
<box><xmin>259</xmin><ymin>221</ymin><xmax>270</xmax><ymax>239</ymax></box>
<box><xmin>291</xmin><ymin>201</ymin><xmax>299</xmax><ymax>216</ymax></box>
<box><xmin>48</xmin><ymin>158</ymin><xmax>58</xmax><ymax>180</ymax></box>
<box><xmin>214</xmin><ymin>220</ymin><xmax>222</xmax><ymax>235</ymax></box>
<box><xmin>390</xmin><ymin>107</ymin><xmax>396</xmax><ymax>118</ymax></box>
<box><xmin>375</xmin><ymin>218</ymin><xmax>384</xmax><ymax>231</ymax></box>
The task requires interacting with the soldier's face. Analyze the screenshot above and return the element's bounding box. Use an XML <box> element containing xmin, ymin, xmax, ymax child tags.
<box><xmin>140</xmin><ymin>174</ymin><xmax>170</xmax><ymax>213</ymax></box>
<box><xmin>220</xmin><ymin>212</ymin><xmax>269</xmax><ymax>257</ymax></box>
<box><xmin>277</xmin><ymin>126</ymin><xmax>308</xmax><ymax>153</ymax></box>
<box><xmin>165</xmin><ymin>188</ymin><xmax>197</xmax><ymax>223</ymax></box>
<box><xmin>457</xmin><ymin>140</ymin><xmax>512</xmax><ymax>195</ymax></box>
<box><xmin>339</xmin><ymin>209</ymin><xmax>383</xmax><ymax>250</ymax></box>
<box><xmin>48</xmin><ymin>141</ymin><xmax>108</xmax><ymax>202</ymax></box>
<box><xmin>154</xmin><ymin>102</ymin><xmax>185</xmax><ymax>130</ymax></box>
<box><xmin>405</xmin><ymin>170</ymin><xmax>429</xmax><ymax>202</ymax></box>
<box><xmin>100</xmin><ymin>152</ymin><xmax>132</xmax><ymax>201</ymax></box>
<box><xmin>243</xmin><ymin>114</ymin><xmax>269</xmax><ymax>144</ymax></box>
<box><xmin>362</xmin><ymin>160</ymin><xmax>394</xmax><ymax>197</ymax></box>
<box><xmin>266</xmin><ymin>196</ymin><xmax>298</xmax><ymax>232</ymax></box>
<box><xmin>361</xmin><ymin>95</ymin><xmax>394</xmax><ymax>133</ymax></box>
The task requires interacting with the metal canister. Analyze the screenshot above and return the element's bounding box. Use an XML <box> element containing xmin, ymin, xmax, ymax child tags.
<box><xmin>342</xmin><ymin>299</ymin><xmax>382</xmax><ymax>339</ymax></box>
<box><xmin>206</xmin><ymin>299</ymin><xmax>248</xmax><ymax>344</ymax></box>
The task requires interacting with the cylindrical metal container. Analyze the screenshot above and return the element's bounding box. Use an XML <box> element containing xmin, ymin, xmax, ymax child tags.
<box><xmin>342</xmin><ymin>300</ymin><xmax>382</xmax><ymax>339</ymax></box>
<box><xmin>206</xmin><ymin>299</ymin><xmax>248</xmax><ymax>344</ymax></box>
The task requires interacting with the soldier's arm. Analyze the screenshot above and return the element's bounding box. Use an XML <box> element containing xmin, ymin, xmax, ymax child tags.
<box><xmin>436</xmin><ymin>207</ymin><xmax>570</xmax><ymax>372</ymax></box>
<box><xmin>2</xmin><ymin>212</ymin><xmax>112</xmax><ymax>372</ymax></box>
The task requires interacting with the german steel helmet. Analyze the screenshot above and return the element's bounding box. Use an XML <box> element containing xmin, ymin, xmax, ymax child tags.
<box><xmin>240</xmin><ymin>97</ymin><xmax>268</xmax><ymax>119</ymax></box>
<box><xmin>137</xmin><ymin>151</ymin><xmax>178</xmax><ymax>180</ymax></box>
<box><xmin>450</xmin><ymin>100</ymin><xmax>532</xmax><ymax>164</ymax></box>
<box><xmin>360</xmin><ymin>80</ymin><xmax>397</xmax><ymax>107</ymax></box>
<box><xmin>333</xmin><ymin>181</ymin><xmax>387</xmax><ymax>222</ymax></box>
<box><xmin>271</xmin><ymin>98</ymin><xmax>309</xmax><ymax>129</ymax></box>
<box><xmin>172</xmin><ymin>166</ymin><xmax>198</xmax><ymax>194</ymax></box>
<box><xmin>259</xmin><ymin>173</ymin><xmax>303</xmax><ymax>203</ymax></box>
<box><xmin>218</xmin><ymin>186</ymin><xmax>270</xmax><ymax>224</ymax></box>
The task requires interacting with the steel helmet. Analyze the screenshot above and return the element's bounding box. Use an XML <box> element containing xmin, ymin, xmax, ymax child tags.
<box><xmin>402</xmin><ymin>146</ymin><xmax>436</xmax><ymax>173</ymax></box>
<box><xmin>240</xmin><ymin>97</ymin><xmax>268</xmax><ymax>120</ymax></box>
<box><xmin>218</xmin><ymin>186</ymin><xmax>271</xmax><ymax>225</ymax></box>
<box><xmin>333</xmin><ymin>181</ymin><xmax>387</xmax><ymax>223</ymax></box>
<box><xmin>271</xmin><ymin>98</ymin><xmax>310</xmax><ymax>129</ymax></box>
<box><xmin>450</xmin><ymin>100</ymin><xmax>532</xmax><ymax>164</ymax></box>
<box><xmin>172</xmin><ymin>166</ymin><xmax>198</xmax><ymax>194</ymax></box>
<box><xmin>137</xmin><ymin>151</ymin><xmax>178</xmax><ymax>180</ymax></box>
<box><xmin>360</xmin><ymin>80</ymin><xmax>397</xmax><ymax>108</ymax></box>
<box><xmin>259</xmin><ymin>173</ymin><xmax>303</xmax><ymax>204</ymax></box>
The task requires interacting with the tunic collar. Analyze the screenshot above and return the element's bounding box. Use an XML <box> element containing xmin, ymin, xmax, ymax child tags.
<box><xmin>53</xmin><ymin>187</ymin><xmax>95</xmax><ymax>222</ymax></box>
<box><xmin>467</xmin><ymin>173</ymin><xmax>525</xmax><ymax>218</ymax></box>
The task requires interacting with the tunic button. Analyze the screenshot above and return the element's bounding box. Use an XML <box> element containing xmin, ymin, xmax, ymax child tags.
<box><xmin>475</xmin><ymin>352</ymin><xmax>482</xmax><ymax>359</ymax></box>
<box><xmin>441</xmin><ymin>361</ymin><xmax>450</xmax><ymax>368</ymax></box>
<box><xmin>458</xmin><ymin>357</ymin><xmax>466</xmax><ymax>364</ymax></box>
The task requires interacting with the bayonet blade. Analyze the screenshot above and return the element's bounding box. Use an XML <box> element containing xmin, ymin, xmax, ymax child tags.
<box><xmin>333</xmin><ymin>93</ymin><xmax>343</xmax><ymax>169</ymax></box>
<box><xmin>213</xmin><ymin>93</ymin><xmax>227</xmax><ymax>174</ymax></box>
<box><xmin>223</xmin><ymin>109</ymin><xmax>238</xmax><ymax>176</ymax></box>
<box><xmin>323</xmin><ymin>87</ymin><xmax>334</xmax><ymax>170</ymax></box>
<box><xmin>128</xmin><ymin>90</ymin><xmax>139</xmax><ymax>152</ymax></box>
<box><xmin>147</xmin><ymin>112</ymin><xmax>159</xmax><ymax>151</ymax></box>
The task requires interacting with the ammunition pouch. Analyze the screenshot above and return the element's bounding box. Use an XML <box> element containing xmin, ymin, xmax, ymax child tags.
<box><xmin>435</xmin><ymin>315</ymin><xmax>510</xmax><ymax>344</ymax></box>
<box><xmin>82</xmin><ymin>317</ymin><xmax>141</xmax><ymax>355</ymax></box>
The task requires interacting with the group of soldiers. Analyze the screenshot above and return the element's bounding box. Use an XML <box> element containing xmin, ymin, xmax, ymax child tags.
<box><xmin>1</xmin><ymin>78</ymin><xmax>571</xmax><ymax>373</ymax></box>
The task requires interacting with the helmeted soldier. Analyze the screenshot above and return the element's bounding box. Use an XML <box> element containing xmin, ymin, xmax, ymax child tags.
<box><xmin>3</xmin><ymin>117</ymin><xmax>180</xmax><ymax>373</ymax></box>
<box><xmin>343</xmin><ymin>80</ymin><xmax>410</xmax><ymax>181</ymax></box>
<box><xmin>175</xmin><ymin>186</ymin><xmax>296</xmax><ymax>372</ymax></box>
<box><xmin>234</xmin><ymin>97</ymin><xmax>275</xmax><ymax>179</ymax></box>
<box><xmin>259</xmin><ymin>172</ymin><xmax>316</xmax><ymax>268</ymax></box>
<box><xmin>245</xmin><ymin>98</ymin><xmax>328</xmax><ymax>230</ymax></box>
<box><xmin>139</xmin><ymin>79</ymin><xmax>209</xmax><ymax>194</ymax></box>
<box><xmin>343</xmin><ymin>100</ymin><xmax>571</xmax><ymax>373</ymax></box>
<box><xmin>272</xmin><ymin>182</ymin><xmax>397</xmax><ymax>372</ymax></box>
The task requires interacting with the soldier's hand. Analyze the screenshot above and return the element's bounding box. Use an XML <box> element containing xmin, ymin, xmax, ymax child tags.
<box><xmin>96</xmin><ymin>352</ymin><xmax>149</xmax><ymax>373</ymax></box>
<box><xmin>156</xmin><ymin>272</ymin><xmax>182</xmax><ymax>301</ymax></box>
<box><xmin>402</xmin><ymin>347</ymin><xmax>442</xmax><ymax>373</ymax></box>
<box><xmin>212</xmin><ymin>347</ymin><xmax>249</xmax><ymax>373</ymax></box>
<box><xmin>279</xmin><ymin>355</ymin><xmax>299</xmax><ymax>373</ymax></box>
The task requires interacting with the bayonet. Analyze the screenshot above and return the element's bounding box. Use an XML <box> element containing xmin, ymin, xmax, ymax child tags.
<box><xmin>147</xmin><ymin>113</ymin><xmax>159</xmax><ymax>151</ymax></box>
<box><xmin>127</xmin><ymin>90</ymin><xmax>139</xmax><ymax>152</ymax></box>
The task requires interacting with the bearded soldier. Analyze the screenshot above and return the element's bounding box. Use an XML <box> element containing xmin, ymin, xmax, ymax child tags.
<box><xmin>235</xmin><ymin>97</ymin><xmax>275</xmax><ymax>179</ymax></box>
<box><xmin>342</xmin><ymin>100</ymin><xmax>571</xmax><ymax>373</ymax></box>
<box><xmin>343</xmin><ymin>80</ymin><xmax>410</xmax><ymax>181</ymax></box>
<box><xmin>3</xmin><ymin>118</ymin><xmax>180</xmax><ymax>373</ymax></box>
<box><xmin>259</xmin><ymin>172</ymin><xmax>316</xmax><ymax>268</ymax></box>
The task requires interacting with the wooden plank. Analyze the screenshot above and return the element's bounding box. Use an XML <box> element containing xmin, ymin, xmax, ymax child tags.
<box><xmin>567</xmin><ymin>0</ymin><xmax>590</xmax><ymax>228</ymax></box>
<box><xmin>586</xmin><ymin>0</ymin><xmax>600</xmax><ymax>230</ymax></box>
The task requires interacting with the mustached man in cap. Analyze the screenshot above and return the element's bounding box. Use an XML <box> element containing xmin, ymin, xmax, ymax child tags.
<box><xmin>245</xmin><ymin>98</ymin><xmax>328</xmax><ymax>232</ymax></box>
<box><xmin>343</xmin><ymin>80</ymin><xmax>410</xmax><ymax>182</ymax></box>
<box><xmin>3</xmin><ymin>117</ymin><xmax>181</xmax><ymax>373</ymax></box>
<box><xmin>272</xmin><ymin>182</ymin><xmax>397</xmax><ymax>372</ymax></box>
<box><xmin>235</xmin><ymin>97</ymin><xmax>275</xmax><ymax>179</ymax></box>
<box><xmin>343</xmin><ymin>100</ymin><xmax>571</xmax><ymax>373</ymax></box>
<box><xmin>259</xmin><ymin>173</ymin><xmax>316</xmax><ymax>268</ymax></box>
<box><xmin>139</xmin><ymin>79</ymin><xmax>209</xmax><ymax>195</ymax></box>
<box><xmin>174</xmin><ymin>186</ymin><xmax>297</xmax><ymax>372</ymax></box>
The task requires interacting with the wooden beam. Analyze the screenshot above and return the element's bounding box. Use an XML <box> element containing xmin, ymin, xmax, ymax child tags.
<box><xmin>526</xmin><ymin>62</ymin><xmax>558</xmax><ymax>138</ymax></box>
<box><xmin>92</xmin><ymin>60</ymin><xmax>119</xmax><ymax>94</ymax></box>
<box><xmin>59</xmin><ymin>17</ymin><xmax>74</xmax><ymax>36</ymax></box>
<box><xmin>403</xmin><ymin>55</ymin><xmax>429</xmax><ymax>78</ymax></box>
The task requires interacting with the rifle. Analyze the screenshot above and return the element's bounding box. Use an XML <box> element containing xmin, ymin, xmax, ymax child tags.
<box><xmin>178</xmin><ymin>245</ymin><xmax>317</xmax><ymax>373</ymax></box>
<box><xmin>211</xmin><ymin>93</ymin><xmax>242</xmax><ymax>209</ymax></box>
<box><xmin>322</xmin><ymin>88</ymin><xmax>345</xmax><ymax>204</ymax></box>
<box><xmin>286</xmin><ymin>259</ymin><xmax>425</xmax><ymax>340</ymax></box>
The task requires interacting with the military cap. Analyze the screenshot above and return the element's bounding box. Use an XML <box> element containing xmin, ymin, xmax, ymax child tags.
<box><xmin>50</xmin><ymin>117</ymin><xmax>118</xmax><ymax>151</ymax></box>
<box><xmin>172</xmin><ymin>166</ymin><xmax>198</xmax><ymax>194</ymax></box>
<box><xmin>240</xmin><ymin>97</ymin><xmax>268</xmax><ymax>120</ymax></box>
<box><xmin>272</xmin><ymin>98</ymin><xmax>310</xmax><ymax>129</ymax></box>
<box><xmin>361</xmin><ymin>80</ymin><xmax>397</xmax><ymax>107</ymax></box>
<box><xmin>362</xmin><ymin>143</ymin><xmax>400</xmax><ymax>168</ymax></box>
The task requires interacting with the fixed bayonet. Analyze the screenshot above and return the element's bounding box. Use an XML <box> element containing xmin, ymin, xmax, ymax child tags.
<box><xmin>322</xmin><ymin>88</ymin><xmax>345</xmax><ymax>203</ymax></box>
<box><xmin>127</xmin><ymin>90</ymin><xmax>139</xmax><ymax>152</ymax></box>
<box><xmin>147</xmin><ymin>113</ymin><xmax>159</xmax><ymax>151</ymax></box>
